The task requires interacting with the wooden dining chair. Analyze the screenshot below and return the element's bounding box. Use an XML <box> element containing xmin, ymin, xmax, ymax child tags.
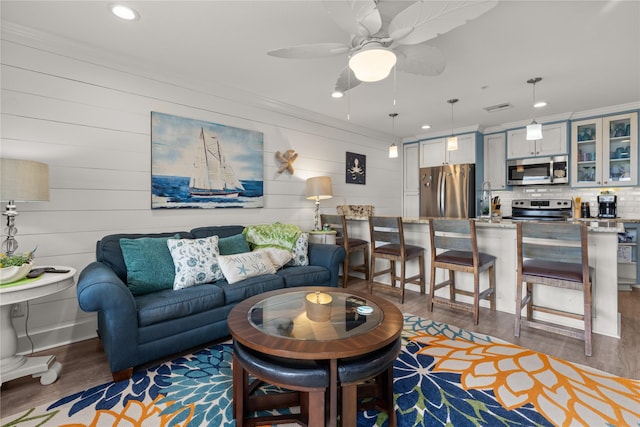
<box><xmin>320</xmin><ymin>214</ymin><xmax>369</xmax><ymax>288</ymax></box>
<box><xmin>515</xmin><ymin>221</ymin><xmax>593</xmax><ymax>356</ymax></box>
<box><xmin>368</xmin><ymin>216</ymin><xmax>425</xmax><ymax>303</ymax></box>
<box><xmin>428</xmin><ymin>219</ymin><xmax>496</xmax><ymax>325</ymax></box>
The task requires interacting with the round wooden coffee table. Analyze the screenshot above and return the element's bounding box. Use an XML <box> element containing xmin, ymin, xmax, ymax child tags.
<box><xmin>228</xmin><ymin>286</ymin><xmax>403</xmax><ymax>427</ymax></box>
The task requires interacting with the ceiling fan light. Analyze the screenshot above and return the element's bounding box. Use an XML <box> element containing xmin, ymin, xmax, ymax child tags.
<box><xmin>349</xmin><ymin>48</ymin><xmax>396</xmax><ymax>82</ymax></box>
<box><xmin>447</xmin><ymin>135</ymin><xmax>458</xmax><ymax>151</ymax></box>
<box><xmin>526</xmin><ymin>121</ymin><xmax>543</xmax><ymax>140</ymax></box>
<box><xmin>389</xmin><ymin>143</ymin><xmax>398</xmax><ymax>158</ymax></box>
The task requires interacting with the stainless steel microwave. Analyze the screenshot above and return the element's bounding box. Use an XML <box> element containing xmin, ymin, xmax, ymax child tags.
<box><xmin>506</xmin><ymin>155</ymin><xmax>568</xmax><ymax>186</ymax></box>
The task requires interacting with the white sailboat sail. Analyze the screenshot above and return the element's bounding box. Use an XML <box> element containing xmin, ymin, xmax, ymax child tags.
<box><xmin>189</xmin><ymin>128</ymin><xmax>245</xmax><ymax>197</ymax></box>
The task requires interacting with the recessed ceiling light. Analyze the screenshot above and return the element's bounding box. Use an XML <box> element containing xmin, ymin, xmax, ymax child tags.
<box><xmin>534</xmin><ymin>101</ymin><xmax>548</xmax><ymax>108</ymax></box>
<box><xmin>110</xmin><ymin>4</ymin><xmax>140</xmax><ymax>21</ymax></box>
<box><xmin>331</xmin><ymin>90</ymin><xmax>344</xmax><ymax>99</ymax></box>
<box><xmin>421</xmin><ymin>124</ymin><xmax>431</xmax><ymax>130</ymax></box>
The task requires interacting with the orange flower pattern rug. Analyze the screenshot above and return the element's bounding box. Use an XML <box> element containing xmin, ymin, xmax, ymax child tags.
<box><xmin>1</xmin><ymin>315</ymin><xmax>639</xmax><ymax>426</ymax></box>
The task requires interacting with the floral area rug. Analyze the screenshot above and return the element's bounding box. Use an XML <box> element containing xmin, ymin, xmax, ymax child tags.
<box><xmin>2</xmin><ymin>315</ymin><xmax>639</xmax><ymax>426</ymax></box>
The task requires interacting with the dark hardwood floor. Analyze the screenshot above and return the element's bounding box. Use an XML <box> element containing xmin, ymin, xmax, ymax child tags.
<box><xmin>2</xmin><ymin>279</ymin><xmax>638</xmax><ymax>419</ymax></box>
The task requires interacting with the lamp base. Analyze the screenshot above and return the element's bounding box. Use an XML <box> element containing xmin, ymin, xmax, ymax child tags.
<box><xmin>313</xmin><ymin>200</ymin><xmax>321</xmax><ymax>231</ymax></box>
<box><xmin>2</xmin><ymin>201</ymin><xmax>19</xmax><ymax>256</ymax></box>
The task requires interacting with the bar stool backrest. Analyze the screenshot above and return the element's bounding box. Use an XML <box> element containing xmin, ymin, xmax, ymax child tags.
<box><xmin>519</xmin><ymin>222</ymin><xmax>587</xmax><ymax>266</ymax></box>
<box><xmin>369</xmin><ymin>216</ymin><xmax>404</xmax><ymax>249</ymax></box>
<box><xmin>320</xmin><ymin>214</ymin><xmax>347</xmax><ymax>240</ymax></box>
<box><xmin>430</xmin><ymin>219</ymin><xmax>475</xmax><ymax>253</ymax></box>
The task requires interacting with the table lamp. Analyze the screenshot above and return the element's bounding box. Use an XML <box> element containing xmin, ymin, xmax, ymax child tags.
<box><xmin>0</xmin><ymin>158</ymin><xmax>50</xmax><ymax>255</ymax></box>
<box><xmin>306</xmin><ymin>176</ymin><xmax>332</xmax><ymax>231</ymax></box>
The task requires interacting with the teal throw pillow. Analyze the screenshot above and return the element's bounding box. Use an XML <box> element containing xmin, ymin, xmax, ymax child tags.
<box><xmin>120</xmin><ymin>235</ymin><xmax>179</xmax><ymax>295</ymax></box>
<box><xmin>218</xmin><ymin>234</ymin><xmax>250</xmax><ymax>255</ymax></box>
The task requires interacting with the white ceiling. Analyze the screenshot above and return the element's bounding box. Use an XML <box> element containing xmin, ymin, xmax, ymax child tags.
<box><xmin>2</xmin><ymin>1</ymin><xmax>639</xmax><ymax>141</ymax></box>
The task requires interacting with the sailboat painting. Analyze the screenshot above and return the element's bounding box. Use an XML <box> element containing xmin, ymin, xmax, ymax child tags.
<box><xmin>151</xmin><ymin>112</ymin><xmax>263</xmax><ymax>209</ymax></box>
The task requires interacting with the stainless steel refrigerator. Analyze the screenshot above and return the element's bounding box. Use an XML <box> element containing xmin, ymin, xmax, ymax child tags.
<box><xmin>419</xmin><ymin>164</ymin><xmax>475</xmax><ymax>218</ymax></box>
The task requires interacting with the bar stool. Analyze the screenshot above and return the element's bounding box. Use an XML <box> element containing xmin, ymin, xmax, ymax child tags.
<box><xmin>321</xmin><ymin>214</ymin><xmax>369</xmax><ymax>288</ymax></box>
<box><xmin>515</xmin><ymin>222</ymin><xmax>593</xmax><ymax>356</ymax></box>
<box><xmin>368</xmin><ymin>216</ymin><xmax>425</xmax><ymax>304</ymax></box>
<box><xmin>338</xmin><ymin>337</ymin><xmax>401</xmax><ymax>427</ymax></box>
<box><xmin>428</xmin><ymin>219</ymin><xmax>496</xmax><ymax>325</ymax></box>
<box><xmin>232</xmin><ymin>340</ymin><xmax>329</xmax><ymax>427</ymax></box>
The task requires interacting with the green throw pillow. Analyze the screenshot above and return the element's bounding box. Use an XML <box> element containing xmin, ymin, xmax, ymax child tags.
<box><xmin>218</xmin><ymin>234</ymin><xmax>250</xmax><ymax>255</ymax></box>
<box><xmin>120</xmin><ymin>235</ymin><xmax>178</xmax><ymax>295</ymax></box>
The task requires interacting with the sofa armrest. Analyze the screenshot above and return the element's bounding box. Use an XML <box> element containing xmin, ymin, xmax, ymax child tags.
<box><xmin>77</xmin><ymin>262</ymin><xmax>137</xmax><ymax>314</ymax></box>
<box><xmin>308</xmin><ymin>243</ymin><xmax>346</xmax><ymax>287</ymax></box>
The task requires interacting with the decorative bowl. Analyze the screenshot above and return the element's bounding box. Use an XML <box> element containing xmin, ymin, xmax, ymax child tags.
<box><xmin>0</xmin><ymin>261</ymin><xmax>33</xmax><ymax>284</ymax></box>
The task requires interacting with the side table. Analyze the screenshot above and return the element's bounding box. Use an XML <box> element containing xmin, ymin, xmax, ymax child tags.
<box><xmin>0</xmin><ymin>267</ymin><xmax>76</xmax><ymax>386</ymax></box>
<box><xmin>308</xmin><ymin>230</ymin><xmax>337</xmax><ymax>245</ymax></box>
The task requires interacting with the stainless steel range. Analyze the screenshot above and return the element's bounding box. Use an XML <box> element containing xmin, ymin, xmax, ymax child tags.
<box><xmin>507</xmin><ymin>199</ymin><xmax>573</xmax><ymax>221</ymax></box>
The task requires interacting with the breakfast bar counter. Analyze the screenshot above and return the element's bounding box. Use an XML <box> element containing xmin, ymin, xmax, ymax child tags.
<box><xmin>398</xmin><ymin>217</ymin><xmax>620</xmax><ymax>338</ymax></box>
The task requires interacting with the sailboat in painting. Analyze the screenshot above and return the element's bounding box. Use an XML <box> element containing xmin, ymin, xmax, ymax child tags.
<box><xmin>189</xmin><ymin>127</ymin><xmax>245</xmax><ymax>198</ymax></box>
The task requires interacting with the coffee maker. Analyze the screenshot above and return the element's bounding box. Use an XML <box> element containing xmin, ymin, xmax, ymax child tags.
<box><xmin>597</xmin><ymin>194</ymin><xmax>617</xmax><ymax>218</ymax></box>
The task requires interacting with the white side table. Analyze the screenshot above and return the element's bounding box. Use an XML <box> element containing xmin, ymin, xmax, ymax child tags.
<box><xmin>308</xmin><ymin>230</ymin><xmax>337</xmax><ymax>245</ymax></box>
<box><xmin>0</xmin><ymin>266</ymin><xmax>76</xmax><ymax>386</ymax></box>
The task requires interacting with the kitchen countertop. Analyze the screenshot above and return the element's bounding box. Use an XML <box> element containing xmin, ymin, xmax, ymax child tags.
<box><xmin>402</xmin><ymin>217</ymin><xmax>625</xmax><ymax>232</ymax></box>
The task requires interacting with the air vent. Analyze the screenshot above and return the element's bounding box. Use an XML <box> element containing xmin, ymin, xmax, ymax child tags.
<box><xmin>484</xmin><ymin>102</ymin><xmax>513</xmax><ymax>113</ymax></box>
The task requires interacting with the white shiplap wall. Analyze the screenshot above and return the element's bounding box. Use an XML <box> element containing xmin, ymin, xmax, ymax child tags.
<box><xmin>0</xmin><ymin>24</ymin><xmax>403</xmax><ymax>354</ymax></box>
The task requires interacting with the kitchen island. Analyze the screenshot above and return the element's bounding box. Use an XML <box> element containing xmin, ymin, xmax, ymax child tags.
<box><xmin>398</xmin><ymin>218</ymin><xmax>620</xmax><ymax>337</ymax></box>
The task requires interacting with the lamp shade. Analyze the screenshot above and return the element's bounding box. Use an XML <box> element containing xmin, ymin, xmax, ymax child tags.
<box><xmin>348</xmin><ymin>46</ymin><xmax>397</xmax><ymax>82</ymax></box>
<box><xmin>526</xmin><ymin>121</ymin><xmax>543</xmax><ymax>140</ymax></box>
<box><xmin>0</xmin><ymin>158</ymin><xmax>50</xmax><ymax>202</ymax></box>
<box><xmin>306</xmin><ymin>176</ymin><xmax>333</xmax><ymax>200</ymax></box>
<box><xmin>447</xmin><ymin>136</ymin><xmax>458</xmax><ymax>151</ymax></box>
<box><xmin>388</xmin><ymin>143</ymin><xmax>398</xmax><ymax>158</ymax></box>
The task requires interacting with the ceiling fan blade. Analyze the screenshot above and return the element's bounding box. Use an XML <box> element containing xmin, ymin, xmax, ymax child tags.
<box><xmin>267</xmin><ymin>43</ymin><xmax>350</xmax><ymax>59</ymax></box>
<box><xmin>323</xmin><ymin>0</ymin><xmax>382</xmax><ymax>37</ymax></box>
<box><xmin>395</xmin><ymin>44</ymin><xmax>446</xmax><ymax>76</ymax></box>
<box><xmin>335</xmin><ymin>67</ymin><xmax>362</xmax><ymax>93</ymax></box>
<box><xmin>389</xmin><ymin>0</ymin><xmax>498</xmax><ymax>45</ymax></box>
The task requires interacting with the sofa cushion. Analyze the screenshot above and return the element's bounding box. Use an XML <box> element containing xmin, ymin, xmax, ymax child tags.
<box><xmin>218</xmin><ymin>250</ymin><xmax>276</xmax><ymax>284</ymax></box>
<box><xmin>216</xmin><ymin>274</ymin><xmax>285</xmax><ymax>304</ymax></box>
<box><xmin>218</xmin><ymin>233</ymin><xmax>251</xmax><ymax>255</ymax></box>
<box><xmin>119</xmin><ymin>235</ymin><xmax>179</xmax><ymax>295</ymax></box>
<box><xmin>277</xmin><ymin>265</ymin><xmax>331</xmax><ymax>288</ymax></box>
<box><xmin>287</xmin><ymin>232</ymin><xmax>309</xmax><ymax>266</ymax></box>
<box><xmin>168</xmin><ymin>236</ymin><xmax>224</xmax><ymax>290</ymax></box>
<box><xmin>190</xmin><ymin>225</ymin><xmax>245</xmax><ymax>239</ymax></box>
<box><xmin>97</xmin><ymin>232</ymin><xmax>193</xmax><ymax>282</ymax></box>
<box><xmin>135</xmin><ymin>284</ymin><xmax>225</xmax><ymax>327</ymax></box>
<box><xmin>258</xmin><ymin>247</ymin><xmax>293</xmax><ymax>269</ymax></box>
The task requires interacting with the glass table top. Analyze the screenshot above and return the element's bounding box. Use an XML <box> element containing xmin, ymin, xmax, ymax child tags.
<box><xmin>248</xmin><ymin>289</ymin><xmax>383</xmax><ymax>341</ymax></box>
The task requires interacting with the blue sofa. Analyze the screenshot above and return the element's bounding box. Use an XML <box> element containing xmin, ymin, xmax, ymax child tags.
<box><xmin>77</xmin><ymin>225</ymin><xmax>346</xmax><ymax>381</ymax></box>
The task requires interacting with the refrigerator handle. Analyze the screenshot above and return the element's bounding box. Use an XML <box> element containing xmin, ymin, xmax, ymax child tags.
<box><xmin>438</xmin><ymin>170</ymin><xmax>445</xmax><ymax>216</ymax></box>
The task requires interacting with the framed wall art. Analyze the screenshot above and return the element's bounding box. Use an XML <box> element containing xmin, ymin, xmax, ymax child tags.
<box><xmin>345</xmin><ymin>152</ymin><xmax>366</xmax><ymax>185</ymax></box>
<box><xmin>151</xmin><ymin>112</ymin><xmax>264</xmax><ymax>209</ymax></box>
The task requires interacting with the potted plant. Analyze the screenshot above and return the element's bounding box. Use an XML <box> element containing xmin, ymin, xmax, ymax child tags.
<box><xmin>0</xmin><ymin>250</ymin><xmax>35</xmax><ymax>284</ymax></box>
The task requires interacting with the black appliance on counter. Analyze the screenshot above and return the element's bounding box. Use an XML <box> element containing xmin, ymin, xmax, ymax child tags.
<box><xmin>597</xmin><ymin>194</ymin><xmax>617</xmax><ymax>218</ymax></box>
<box><xmin>505</xmin><ymin>199</ymin><xmax>573</xmax><ymax>221</ymax></box>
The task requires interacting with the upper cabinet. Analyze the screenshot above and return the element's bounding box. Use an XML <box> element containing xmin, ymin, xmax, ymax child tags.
<box><xmin>483</xmin><ymin>133</ymin><xmax>506</xmax><ymax>190</ymax></box>
<box><xmin>403</xmin><ymin>143</ymin><xmax>420</xmax><ymax>218</ymax></box>
<box><xmin>507</xmin><ymin>122</ymin><xmax>567</xmax><ymax>159</ymax></box>
<box><xmin>571</xmin><ymin>112</ymin><xmax>638</xmax><ymax>187</ymax></box>
<box><xmin>419</xmin><ymin>133</ymin><xmax>475</xmax><ymax>167</ymax></box>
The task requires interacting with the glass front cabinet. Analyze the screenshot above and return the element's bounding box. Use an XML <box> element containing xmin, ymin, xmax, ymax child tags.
<box><xmin>571</xmin><ymin>112</ymin><xmax>638</xmax><ymax>187</ymax></box>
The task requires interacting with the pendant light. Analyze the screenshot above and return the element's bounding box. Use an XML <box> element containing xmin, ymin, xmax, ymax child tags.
<box><xmin>526</xmin><ymin>77</ymin><xmax>543</xmax><ymax>141</ymax></box>
<box><xmin>446</xmin><ymin>99</ymin><xmax>459</xmax><ymax>151</ymax></box>
<box><xmin>388</xmin><ymin>113</ymin><xmax>399</xmax><ymax>158</ymax></box>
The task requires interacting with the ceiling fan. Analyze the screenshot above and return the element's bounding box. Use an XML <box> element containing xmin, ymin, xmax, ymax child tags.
<box><xmin>268</xmin><ymin>0</ymin><xmax>498</xmax><ymax>94</ymax></box>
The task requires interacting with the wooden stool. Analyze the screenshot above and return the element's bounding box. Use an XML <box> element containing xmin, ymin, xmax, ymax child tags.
<box><xmin>428</xmin><ymin>219</ymin><xmax>496</xmax><ymax>325</ymax></box>
<box><xmin>338</xmin><ymin>337</ymin><xmax>401</xmax><ymax>427</ymax></box>
<box><xmin>368</xmin><ymin>216</ymin><xmax>425</xmax><ymax>304</ymax></box>
<box><xmin>232</xmin><ymin>340</ymin><xmax>329</xmax><ymax>427</ymax></box>
<box><xmin>321</xmin><ymin>214</ymin><xmax>369</xmax><ymax>287</ymax></box>
<box><xmin>515</xmin><ymin>222</ymin><xmax>593</xmax><ymax>356</ymax></box>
